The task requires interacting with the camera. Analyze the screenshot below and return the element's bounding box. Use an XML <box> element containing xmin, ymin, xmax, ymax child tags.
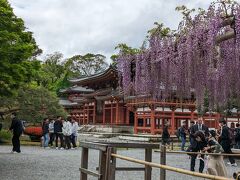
<box><xmin>233</xmin><ymin>172</ymin><xmax>240</xmax><ymax>180</ymax></box>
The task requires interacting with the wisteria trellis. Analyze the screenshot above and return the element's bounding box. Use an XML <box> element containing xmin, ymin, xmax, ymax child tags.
<box><xmin>117</xmin><ymin>1</ymin><xmax>240</xmax><ymax>111</ymax></box>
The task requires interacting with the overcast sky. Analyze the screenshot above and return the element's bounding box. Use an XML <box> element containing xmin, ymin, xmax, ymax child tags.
<box><xmin>9</xmin><ymin>0</ymin><xmax>213</xmax><ymax>62</ymax></box>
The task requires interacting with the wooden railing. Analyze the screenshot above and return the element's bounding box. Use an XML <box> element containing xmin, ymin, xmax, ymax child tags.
<box><xmin>79</xmin><ymin>141</ymin><xmax>234</xmax><ymax>180</ymax></box>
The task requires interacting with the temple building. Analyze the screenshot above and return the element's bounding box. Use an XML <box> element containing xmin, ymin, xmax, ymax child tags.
<box><xmin>60</xmin><ymin>66</ymin><xmax>240</xmax><ymax>134</ymax></box>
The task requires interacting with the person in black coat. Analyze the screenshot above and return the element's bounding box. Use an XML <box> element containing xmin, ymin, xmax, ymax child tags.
<box><xmin>219</xmin><ymin>119</ymin><xmax>237</xmax><ymax>166</ymax></box>
<box><xmin>54</xmin><ymin>116</ymin><xmax>64</xmax><ymax>149</ymax></box>
<box><xmin>189</xmin><ymin>131</ymin><xmax>207</xmax><ymax>173</ymax></box>
<box><xmin>189</xmin><ymin>121</ymin><xmax>195</xmax><ymax>145</ymax></box>
<box><xmin>162</xmin><ymin>121</ymin><xmax>170</xmax><ymax>148</ymax></box>
<box><xmin>191</xmin><ymin>117</ymin><xmax>209</xmax><ymax>137</ymax></box>
<box><xmin>9</xmin><ymin>112</ymin><xmax>23</xmax><ymax>153</ymax></box>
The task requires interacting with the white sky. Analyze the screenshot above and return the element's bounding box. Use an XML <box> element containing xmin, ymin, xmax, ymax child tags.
<box><xmin>8</xmin><ymin>0</ymin><xmax>214</xmax><ymax>63</ymax></box>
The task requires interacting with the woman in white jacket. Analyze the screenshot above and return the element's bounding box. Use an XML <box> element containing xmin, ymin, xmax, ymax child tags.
<box><xmin>62</xmin><ymin>117</ymin><xmax>72</xmax><ymax>149</ymax></box>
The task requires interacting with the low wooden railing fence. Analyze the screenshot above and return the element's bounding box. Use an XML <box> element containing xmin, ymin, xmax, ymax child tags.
<box><xmin>79</xmin><ymin>141</ymin><xmax>235</xmax><ymax>180</ymax></box>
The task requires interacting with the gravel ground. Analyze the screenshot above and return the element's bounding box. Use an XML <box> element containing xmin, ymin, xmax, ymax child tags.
<box><xmin>0</xmin><ymin>140</ymin><xmax>238</xmax><ymax>180</ymax></box>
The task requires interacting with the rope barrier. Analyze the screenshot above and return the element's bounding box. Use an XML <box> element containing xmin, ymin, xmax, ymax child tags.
<box><xmin>111</xmin><ymin>153</ymin><xmax>233</xmax><ymax>180</ymax></box>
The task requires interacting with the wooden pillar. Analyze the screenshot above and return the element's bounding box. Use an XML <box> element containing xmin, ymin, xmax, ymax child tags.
<box><xmin>216</xmin><ymin>113</ymin><xmax>220</xmax><ymax>129</ymax></box>
<box><xmin>111</xmin><ymin>101</ymin><xmax>113</xmax><ymax>125</ymax></box>
<box><xmin>170</xmin><ymin>109</ymin><xmax>175</xmax><ymax>135</ymax></box>
<box><xmin>116</xmin><ymin>100</ymin><xmax>119</xmax><ymax>124</ymax></box>
<box><xmin>134</xmin><ymin>111</ymin><xmax>138</xmax><ymax>134</ymax></box>
<box><xmin>93</xmin><ymin>101</ymin><xmax>96</xmax><ymax>124</ymax></box>
<box><xmin>103</xmin><ymin>102</ymin><xmax>106</xmax><ymax>124</ymax></box>
<box><xmin>190</xmin><ymin>110</ymin><xmax>194</xmax><ymax>121</ymax></box>
<box><xmin>150</xmin><ymin>104</ymin><xmax>155</xmax><ymax>135</ymax></box>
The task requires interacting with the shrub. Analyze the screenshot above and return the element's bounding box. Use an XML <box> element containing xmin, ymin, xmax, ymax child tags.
<box><xmin>0</xmin><ymin>129</ymin><xmax>12</xmax><ymax>141</ymax></box>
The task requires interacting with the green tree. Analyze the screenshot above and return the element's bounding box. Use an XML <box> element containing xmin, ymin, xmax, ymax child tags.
<box><xmin>0</xmin><ymin>0</ymin><xmax>41</xmax><ymax>96</ymax></box>
<box><xmin>66</xmin><ymin>53</ymin><xmax>108</xmax><ymax>76</ymax></box>
<box><xmin>0</xmin><ymin>86</ymin><xmax>67</xmax><ymax>125</ymax></box>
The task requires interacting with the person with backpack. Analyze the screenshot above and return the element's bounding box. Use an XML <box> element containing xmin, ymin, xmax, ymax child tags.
<box><xmin>9</xmin><ymin>112</ymin><xmax>24</xmax><ymax>153</ymax></box>
<box><xmin>219</xmin><ymin>118</ymin><xmax>237</xmax><ymax>166</ymax></box>
<box><xmin>235</xmin><ymin>123</ymin><xmax>240</xmax><ymax>149</ymax></box>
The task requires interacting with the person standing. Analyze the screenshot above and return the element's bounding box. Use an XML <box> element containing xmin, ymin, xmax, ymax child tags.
<box><xmin>42</xmin><ymin>118</ymin><xmax>50</xmax><ymax>148</ymax></box>
<box><xmin>48</xmin><ymin>119</ymin><xmax>55</xmax><ymax>147</ymax></box>
<box><xmin>192</xmin><ymin>117</ymin><xmax>209</xmax><ymax>137</ymax></box>
<box><xmin>70</xmin><ymin>118</ymin><xmax>78</xmax><ymax>149</ymax></box>
<box><xmin>179</xmin><ymin>121</ymin><xmax>187</xmax><ymax>151</ymax></box>
<box><xmin>189</xmin><ymin>121</ymin><xmax>195</xmax><ymax>145</ymax></box>
<box><xmin>62</xmin><ymin>117</ymin><xmax>72</xmax><ymax>150</ymax></box>
<box><xmin>162</xmin><ymin>121</ymin><xmax>170</xmax><ymax>149</ymax></box>
<box><xmin>235</xmin><ymin>123</ymin><xmax>240</xmax><ymax>149</ymax></box>
<box><xmin>9</xmin><ymin>112</ymin><xmax>23</xmax><ymax>153</ymax></box>
<box><xmin>54</xmin><ymin>116</ymin><xmax>64</xmax><ymax>150</ymax></box>
<box><xmin>219</xmin><ymin>119</ymin><xmax>237</xmax><ymax>166</ymax></box>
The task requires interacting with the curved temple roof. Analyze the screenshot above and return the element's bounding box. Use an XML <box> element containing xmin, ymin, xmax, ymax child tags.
<box><xmin>68</xmin><ymin>65</ymin><xmax>118</xmax><ymax>87</ymax></box>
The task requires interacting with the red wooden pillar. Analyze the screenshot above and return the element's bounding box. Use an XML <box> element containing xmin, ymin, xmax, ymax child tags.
<box><xmin>150</xmin><ymin>104</ymin><xmax>155</xmax><ymax>135</ymax></box>
<box><xmin>134</xmin><ymin>111</ymin><xmax>138</xmax><ymax>134</ymax></box>
<box><xmin>170</xmin><ymin>109</ymin><xmax>175</xmax><ymax>135</ymax></box>
<box><xmin>116</xmin><ymin>100</ymin><xmax>119</xmax><ymax>124</ymax></box>
<box><xmin>111</xmin><ymin>101</ymin><xmax>113</xmax><ymax>125</ymax></box>
<box><xmin>216</xmin><ymin>113</ymin><xmax>220</xmax><ymax>129</ymax></box>
<box><xmin>103</xmin><ymin>102</ymin><xmax>106</xmax><ymax>125</ymax></box>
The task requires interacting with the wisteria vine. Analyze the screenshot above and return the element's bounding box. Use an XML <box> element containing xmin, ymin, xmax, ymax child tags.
<box><xmin>117</xmin><ymin>1</ymin><xmax>240</xmax><ymax>112</ymax></box>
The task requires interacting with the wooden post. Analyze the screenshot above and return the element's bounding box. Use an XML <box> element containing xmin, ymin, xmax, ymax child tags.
<box><xmin>98</xmin><ymin>150</ymin><xmax>107</xmax><ymax>180</ymax></box>
<box><xmin>80</xmin><ymin>147</ymin><xmax>89</xmax><ymax>180</ymax></box>
<box><xmin>106</xmin><ymin>148</ymin><xmax>116</xmax><ymax>180</ymax></box>
<box><xmin>145</xmin><ymin>148</ymin><xmax>152</xmax><ymax>180</ymax></box>
<box><xmin>160</xmin><ymin>145</ymin><xmax>166</xmax><ymax>180</ymax></box>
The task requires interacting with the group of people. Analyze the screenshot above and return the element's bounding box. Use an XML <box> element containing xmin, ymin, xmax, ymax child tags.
<box><xmin>162</xmin><ymin>117</ymin><xmax>238</xmax><ymax>177</ymax></box>
<box><xmin>42</xmin><ymin>116</ymin><xmax>79</xmax><ymax>150</ymax></box>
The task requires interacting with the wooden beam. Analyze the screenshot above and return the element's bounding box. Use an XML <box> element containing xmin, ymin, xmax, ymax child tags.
<box><xmin>79</xmin><ymin>168</ymin><xmax>101</xmax><ymax>178</ymax></box>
